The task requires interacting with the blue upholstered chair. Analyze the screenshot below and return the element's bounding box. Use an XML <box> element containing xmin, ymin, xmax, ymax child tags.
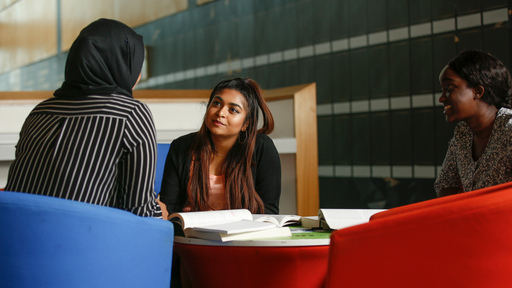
<box><xmin>0</xmin><ymin>191</ymin><xmax>174</xmax><ymax>288</ymax></box>
<box><xmin>155</xmin><ymin>143</ymin><xmax>171</xmax><ymax>195</ymax></box>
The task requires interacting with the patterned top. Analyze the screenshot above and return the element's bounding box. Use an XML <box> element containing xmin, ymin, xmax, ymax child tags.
<box><xmin>5</xmin><ymin>94</ymin><xmax>162</xmax><ymax>217</ymax></box>
<box><xmin>435</xmin><ymin>107</ymin><xmax>512</xmax><ymax>195</ymax></box>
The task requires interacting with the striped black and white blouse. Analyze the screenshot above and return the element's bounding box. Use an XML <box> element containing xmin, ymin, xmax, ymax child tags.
<box><xmin>5</xmin><ymin>94</ymin><xmax>162</xmax><ymax>217</ymax></box>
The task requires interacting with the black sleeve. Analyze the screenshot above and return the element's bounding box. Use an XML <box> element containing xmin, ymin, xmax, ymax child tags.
<box><xmin>253</xmin><ymin>134</ymin><xmax>281</xmax><ymax>214</ymax></box>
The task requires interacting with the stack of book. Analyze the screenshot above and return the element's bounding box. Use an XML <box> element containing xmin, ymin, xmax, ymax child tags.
<box><xmin>170</xmin><ymin>209</ymin><xmax>300</xmax><ymax>242</ymax></box>
<box><xmin>170</xmin><ymin>208</ymin><xmax>386</xmax><ymax>242</ymax></box>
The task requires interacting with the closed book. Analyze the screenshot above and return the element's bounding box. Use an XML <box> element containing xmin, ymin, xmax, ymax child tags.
<box><xmin>184</xmin><ymin>227</ymin><xmax>292</xmax><ymax>242</ymax></box>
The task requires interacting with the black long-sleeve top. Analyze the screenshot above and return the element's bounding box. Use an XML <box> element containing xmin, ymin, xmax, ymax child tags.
<box><xmin>159</xmin><ymin>132</ymin><xmax>281</xmax><ymax>214</ymax></box>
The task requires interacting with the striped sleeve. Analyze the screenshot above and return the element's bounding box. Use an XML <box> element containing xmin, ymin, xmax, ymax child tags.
<box><xmin>120</xmin><ymin>101</ymin><xmax>162</xmax><ymax>217</ymax></box>
<box><xmin>5</xmin><ymin>95</ymin><xmax>162</xmax><ymax>218</ymax></box>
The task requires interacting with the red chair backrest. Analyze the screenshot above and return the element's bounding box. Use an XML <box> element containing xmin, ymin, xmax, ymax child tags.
<box><xmin>370</xmin><ymin>181</ymin><xmax>512</xmax><ymax>221</ymax></box>
<box><xmin>325</xmin><ymin>183</ymin><xmax>512</xmax><ymax>288</ymax></box>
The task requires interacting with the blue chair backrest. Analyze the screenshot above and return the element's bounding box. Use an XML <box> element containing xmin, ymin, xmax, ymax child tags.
<box><xmin>0</xmin><ymin>191</ymin><xmax>174</xmax><ymax>288</ymax></box>
<box><xmin>155</xmin><ymin>143</ymin><xmax>171</xmax><ymax>195</ymax></box>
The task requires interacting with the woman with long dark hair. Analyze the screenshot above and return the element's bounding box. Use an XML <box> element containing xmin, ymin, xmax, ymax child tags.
<box><xmin>159</xmin><ymin>77</ymin><xmax>281</xmax><ymax>216</ymax></box>
<box><xmin>435</xmin><ymin>50</ymin><xmax>512</xmax><ymax>197</ymax></box>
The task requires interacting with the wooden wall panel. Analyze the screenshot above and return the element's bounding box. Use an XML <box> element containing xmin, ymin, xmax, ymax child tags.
<box><xmin>61</xmin><ymin>0</ymin><xmax>188</xmax><ymax>51</ymax></box>
<box><xmin>0</xmin><ymin>0</ymin><xmax>18</xmax><ymax>9</ymax></box>
<box><xmin>0</xmin><ymin>0</ymin><xmax>187</xmax><ymax>73</ymax></box>
<box><xmin>0</xmin><ymin>0</ymin><xmax>57</xmax><ymax>73</ymax></box>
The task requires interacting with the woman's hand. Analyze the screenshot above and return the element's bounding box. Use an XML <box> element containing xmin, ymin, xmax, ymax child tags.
<box><xmin>157</xmin><ymin>199</ymin><xmax>169</xmax><ymax>220</ymax></box>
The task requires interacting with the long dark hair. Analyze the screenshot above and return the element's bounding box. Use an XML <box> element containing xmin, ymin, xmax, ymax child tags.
<box><xmin>448</xmin><ymin>50</ymin><xmax>512</xmax><ymax>109</ymax></box>
<box><xmin>187</xmin><ymin>77</ymin><xmax>274</xmax><ymax>213</ymax></box>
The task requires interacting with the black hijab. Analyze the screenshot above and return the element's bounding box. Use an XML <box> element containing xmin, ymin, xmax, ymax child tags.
<box><xmin>54</xmin><ymin>18</ymin><xmax>145</xmax><ymax>98</ymax></box>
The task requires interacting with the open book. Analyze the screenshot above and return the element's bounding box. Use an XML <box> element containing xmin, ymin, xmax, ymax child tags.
<box><xmin>170</xmin><ymin>209</ymin><xmax>293</xmax><ymax>242</ymax></box>
<box><xmin>251</xmin><ymin>214</ymin><xmax>301</xmax><ymax>227</ymax></box>
<box><xmin>316</xmin><ymin>209</ymin><xmax>386</xmax><ymax>230</ymax></box>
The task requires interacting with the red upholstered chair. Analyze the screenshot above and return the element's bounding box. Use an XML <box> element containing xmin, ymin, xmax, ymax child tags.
<box><xmin>371</xmin><ymin>181</ymin><xmax>512</xmax><ymax>221</ymax></box>
<box><xmin>324</xmin><ymin>183</ymin><xmax>512</xmax><ymax>288</ymax></box>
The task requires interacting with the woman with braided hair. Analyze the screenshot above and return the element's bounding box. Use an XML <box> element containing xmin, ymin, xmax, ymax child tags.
<box><xmin>435</xmin><ymin>50</ymin><xmax>512</xmax><ymax>197</ymax></box>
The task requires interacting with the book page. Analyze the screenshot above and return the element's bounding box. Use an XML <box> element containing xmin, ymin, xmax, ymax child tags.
<box><xmin>300</xmin><ymin>216</ymin><xmax>320</xmax><ymax>228</ymax></box>
<box><xmin>252</xmin><ymin>214</ymin><xmax>301</xmax><ymax>227</ymax></box>
<box><xmin>169</xmin><ymin>209</ymin><xmax>252</xmax><ymax>229</ymax></box>
<box><xmin>319</xmin><ymin>209</ymin><xmax>386</xmax><ymax>230</ymax></box>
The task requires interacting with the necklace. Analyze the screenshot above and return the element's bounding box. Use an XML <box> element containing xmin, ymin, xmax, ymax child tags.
<box><xmin>214</xmin><ymin>151</ymin><xmax>226</xmax><ymax>157</ymax></box>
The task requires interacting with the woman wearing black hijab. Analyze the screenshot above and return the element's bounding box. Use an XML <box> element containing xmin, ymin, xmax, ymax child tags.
<box><xmin>5</xmin><ymin>19</ymin><xmax>162</xmax><ymax>217</ymax></box>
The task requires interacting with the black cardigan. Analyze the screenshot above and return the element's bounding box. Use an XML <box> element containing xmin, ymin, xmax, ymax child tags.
<box><xmin>159</xmin><ymin>132</ymin><xmax>282</xmax><ymax>214</ymax></box>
